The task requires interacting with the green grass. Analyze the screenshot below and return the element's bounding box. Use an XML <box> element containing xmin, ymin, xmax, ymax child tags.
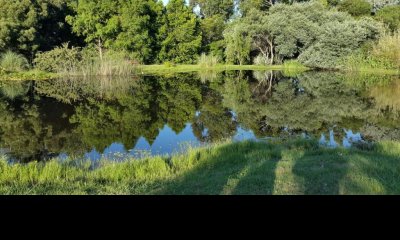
<box><xmin>138</xmin><ymin>64</ymin><xmax>304</xmax><ymax>74</ymax></box>
<box><xmin>0</xmin><ymin>70</ymin><xmax>57</xmax><ymax>81</ymax></box>
<box><xmin>0</xmin><ymin>63</ymin><xmax>398</xmax><ymax>80</ymax></box>
<box><xmin>138</xmin><ymin>64</ymin><xmax>399</xmax><ymax>76</ymax></box>
<box><xmin>342</xmin><ymin>67</ymin><xmax>400</xmax><ymax>75</ymax></box>
<box><xmin>1</xmin><ymin>139</ymin><xmax>400</xmax><ymax>195</ymax></box>
<box><xmin>282</xmin><ymin>60</ymin><xmax>310</xmax><ymax>77</ymax></box>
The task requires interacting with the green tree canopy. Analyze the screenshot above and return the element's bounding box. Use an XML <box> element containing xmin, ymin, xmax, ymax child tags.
<box><xmin>114</xmin><ymin>0</ymin><xmax>164</xmax><ymax>63</ymax></box>
<box><xmin>224</xmin><ymin>22</ymin><xmax>252</xmax><ymax>65</ymax></box>
<box><xmin>299</xmin><ymin>18</ymin><xmax>382</xmax><ymax>68</ymax></box>
<box><xmin>66</xmin><ymin>0</ymin><xmax>120</xmax><ymax>60</ymax></box>
<box><xmin>158</xmin><ymin>0</ymin><xmax>202</xmax><ymax>63</ymax></box>
<box><xmin>189</xmin><ymin>0</ymin><xmax>234</xmax><ymax>19</ymax></box>
<box><xmin>338</xmin><ymin>0</ymin><xmax>372</xmax><ymax>17</ymax></box>
<box><xmin>0</xmin><ymin>0</ymin><xmax>79</xmax><ymax>60</ymax></box>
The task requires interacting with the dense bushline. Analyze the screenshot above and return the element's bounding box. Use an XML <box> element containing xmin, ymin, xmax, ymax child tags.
<box><xmin>0</xmin><ymin>0</ymin><xmax>399</xmax><ymax>72</ymax></box>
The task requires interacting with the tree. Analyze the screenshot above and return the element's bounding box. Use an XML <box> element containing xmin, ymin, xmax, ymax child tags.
<box><xmin>189</xmin><ymin>0</ymin><xmax>234</xmax><ymax>20</ymax></box>
<box><xmin>66</xmin><ymin>0</ymin><xmax>120</xmax><ymax>60</ymax></box>
<box><xmin>199</xmin><ymin>15</ymin><xmax>226</xmax><ymax>58</ymax></box>
<box><xmin>239</xmin><ymin>0</ymin><xmax>311</xmax><ymax>16</ymax></box>
<box><xmin>158</xmin><ymin>0</ymin><xmax>202</xmax><ymax>63</ymax></box>
<box><xmin>114</xmin><ymin>0</ymin><xmax>164</xmax><ymax>63</ymax></box>
<box><xmin>239</xmin><ymin>0</ymin><xmax>272</xmax><ymax>16</ymax></box>
<box><xmin>338</xmin><ymin>0</ymin><xmax>372</xmax><ymax>17</ymax></box>
<box><xmin>224</xmin><ymin>22</ymin><xmax>252</xmax><ymax>65</ymax></box>
<box><xmin>243</xmin><ymin>9</ymin><xmax>274</xmax><ymax>64</ymax></box>
<box><xmin>267</xmin><ymin>2</ymin><xmax>330</xmax><ymax>59</ymax></box>
<box><xmin>188</xmin><ymin>1</ymin><xmax>234</xmax><ymax>60</ymax></box>
<box><xmin>0</xmin><ymin>0</ymin><xmax>78</xmax><ymax>60</ymax></box>
<box><xmin>36</xmin><ymin>0</ymin><xmax>83</xmax><ymax>52</ymax></box>
<box><xmin>375</xmin><ymin>5</ymin><xmax>400</xmax><ymax>32</ymax></box>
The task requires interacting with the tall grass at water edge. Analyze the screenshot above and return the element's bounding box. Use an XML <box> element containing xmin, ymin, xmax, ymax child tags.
<box><xmin>344</xmin><ymin>31</ymin><xmax>400</xmax><ymax>72</ymax></box>
<box><xmin>197</xmin><ymin>53</ymin><xmax>220</xmax><ymax>68</ymax></box>
<box><xmin>0</xmin><ymin>51</ymin><xmax>29</xmax><ymax>72</ymax></box>
<box><xmin>1</xmin><ymin>139</ymin><xmax>400</xmax><ymax>195</ymax></box>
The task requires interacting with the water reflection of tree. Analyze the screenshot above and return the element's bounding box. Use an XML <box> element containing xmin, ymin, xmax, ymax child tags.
<box><xmin>0</xmin><ymin>85</ymin><xmax>82</xmax><ymax>162</ymax></box>
<box><xmin>1</xmin><ymin>70</ymin><xmax>400</xmax><ymax>162</ymax></box>
<box><xmin>222</xmin><ymin>71</ymin><xmax>400</xmax><ymax>140</ymax></box>
<box><xmin>221</xmin><ymin>71</ymin><xmax>280</xmax><ymax>138</ymax></box>
<box><xmin>70</xmin><ymin>74</ymin><xmax>203</xmax><ymax>152</ymax></box>
<box><xmin>192</xmin><ymin>88</ymin><xmax>237</xmax><ymax>142</ymax></box>
<box><xmin>368</xmin><ymin>79</ymin><xmax>400</xmax><ymax>117</ymax></box>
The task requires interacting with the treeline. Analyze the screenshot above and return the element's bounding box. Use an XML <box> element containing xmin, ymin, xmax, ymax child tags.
<box><xmin>0</xmin><ymin>0</ymin><xmax>399</xmax><ymax>71</ymax></box>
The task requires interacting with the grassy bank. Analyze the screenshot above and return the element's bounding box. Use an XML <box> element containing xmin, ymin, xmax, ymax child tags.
<box><xmin>138</xmin><ymin>64</ymin><xmax>309</xmax><ymax>74</ymax></box>
<box><xmin>1</xmin><ymin>139</ymin><xmax>400</xmax><ymax>195</ymax></box>
<box><xmin>138</xmin><ymin>64</ymin><xmax>399</xmax><ymax>76</ymax></box>
<box><xmin>0</xmin><ymin>64</ymin><xmax>398</xmax><ymax>80</ymax></box>
<box><xmin>342</xmin><ymin>68</ymin><xmax>400</xmax><ymax>75</ymax></box>
<box><xmin>0</xmin><ymin>70</ymin><xmax>57</xmax><ymax>81</ymax></box>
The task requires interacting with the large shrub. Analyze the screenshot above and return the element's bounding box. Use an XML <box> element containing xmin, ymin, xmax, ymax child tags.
<box><xmin>299</xmin><ymin>18</ymin><xmax>383</xmax><ymax>69</ymax></box>
<box><xmin>34</xmin><ymin>43</ymin><xmax>81</xmax><ymax>73</ymax></box>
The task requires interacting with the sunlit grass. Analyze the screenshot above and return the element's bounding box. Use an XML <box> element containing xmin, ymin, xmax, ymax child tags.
<box><xmin>138</xmin><ymin>64</ymin><xmax>307</xmax><ymax>74</ymax></box>
<box><xmin>0</xmin><ymin>70</ymin><xmax>57</xmax><ymax>81</ymax></box>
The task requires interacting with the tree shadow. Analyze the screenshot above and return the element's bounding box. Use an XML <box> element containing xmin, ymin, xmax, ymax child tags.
<box><xmin>157</xmin><ymin>140</ymin><xmax>400</xmax><ymax>195</ymax></box>
<box><xmin>157</xmin><ymin>141</ymin><xmax>282</xmax><ymax>195</ymax></box>
<box><xmin>292</xmin><ymin>148</ymin><xmax>349</xmax><ymax>195</ymax></box>
<box><xmin>292</xmin><ymin>143</ymin><xmax>400</xmax><ymax>195</ymax></box>
<box><xmin>341</xmin><ymin>144</ymin><xmax>400</xmax><ymax>195</ymax></box>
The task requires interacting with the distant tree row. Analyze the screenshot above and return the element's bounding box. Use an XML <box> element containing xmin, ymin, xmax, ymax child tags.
<box><xmin>0</xmin><ymin>0</ymin><xmax>399</xmax><ymax>67</ymax></box>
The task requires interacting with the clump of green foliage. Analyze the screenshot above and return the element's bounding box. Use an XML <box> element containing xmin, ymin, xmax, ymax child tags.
<box><xmin>0</xmin><ymin>51</ymin><xmax>29</xmax><ymax>72</ymax></box>
<box><xmin>344</xmin><ymin>31</ymin><xmax>400</xmax><ymax>70</ymax></box>
<box><xmin>224</xmin><ymin>1</ymin><xmax>383</xmax><ymax>69</ymax></box>
<box><xmin>299</xmin><ymin>18</ymin><xmax>383</xmax><ymax>69</ymax></box>
<box><xmin>375</xmin><ymin>5</ymin><xmax>400</xmax><ymax>32</ymax></box>
<box><xmin>372</xmin><ymin>31</ymin><xmax>400</xmax><ymax>68</ymax></box>
<box><xmin>0</xmin><ymin>0</ymin><xmax>80</xmax><ymax>59</ymax></box>
<box><xmin>338</xmin><ymin>0</ymin><xmax>372</xmax><ymax>17</ymax></box>
<box><xmin>34</xmin><ymin>43</ymin><xmax>81</xmax><ymax>74</ymax></box>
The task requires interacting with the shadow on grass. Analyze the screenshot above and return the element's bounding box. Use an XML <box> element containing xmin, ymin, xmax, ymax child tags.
<box><xmin>157</xmin><ymin>141</ymin><xmax>282</xmax><ymax>195</ymax></box>
<box><xmin>157</xmin><ymin>140</ymin><xmax>400</xmax><ymax>195</ymax></box>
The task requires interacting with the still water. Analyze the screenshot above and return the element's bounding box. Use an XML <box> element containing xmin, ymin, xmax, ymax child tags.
<box><xmin>0</xmin><ymin>70</ymin><xmax>399</xmax><ymax>162</ymax></box>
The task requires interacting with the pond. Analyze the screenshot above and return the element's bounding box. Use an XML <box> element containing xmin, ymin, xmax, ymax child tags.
<box><xmin>0</xmin><ymin>70</ymin><xmax>399</xmax><ymax>162</ymax></box>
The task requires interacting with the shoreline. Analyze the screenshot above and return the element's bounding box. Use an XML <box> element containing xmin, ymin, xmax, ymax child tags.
<box><xmin>1</xmin><ymin>139</ymin><xmax>399</xmax><ymax>195</ymax></box>
<box><xmin>0</xmin><ymin>65</ymin><xmax>399</xmax><ymax>81</ymax></box>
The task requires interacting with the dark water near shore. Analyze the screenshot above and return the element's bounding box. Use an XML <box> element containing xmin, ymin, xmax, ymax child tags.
<box><xmin>0</xmin><ymin>70</ymin><xmax>399</xmax><ymax>162</ymax></box>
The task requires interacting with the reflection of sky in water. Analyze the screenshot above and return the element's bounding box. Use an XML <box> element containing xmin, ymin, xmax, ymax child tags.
<box><xmin>81</xmin><ymin>123</ymin><xmax>258</xmax><ymax>161</ymax></box>
<box><xmin>319</xmin><ymin>129</ymin><xmax>364</xmax><ymax>149</ymax></box>
<box><xmin>76</xmin><ymin>126</ymin><xmax>364</xmax><ymax>161</ymax></box>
